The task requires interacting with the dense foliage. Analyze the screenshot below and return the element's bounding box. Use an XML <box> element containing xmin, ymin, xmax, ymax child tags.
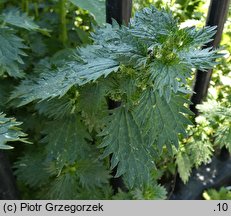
<box><xmin>0</xmin><ymin>0</ymin><xmax>227</xmax><ymax>199</ymax></box>
<box><xmin>134</xmin><ymin>0</ymin><xmax>231</xmax><ymax>196</ymax></box>
<box><xmin>0</xmin><ymin>113</ymin><xmax>29</xmax><ymax>149</ymax></box>
<box><xmin>203</xmin><ymin>187</ymin><xmax>231</xmax><ymax>200</ymax></box>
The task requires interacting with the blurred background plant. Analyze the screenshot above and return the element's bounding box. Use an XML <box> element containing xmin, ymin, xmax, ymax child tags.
<box><xmin>203</xmin><ymin>187</ymin><xmax>231</xmax><ymax>200</ymax></box>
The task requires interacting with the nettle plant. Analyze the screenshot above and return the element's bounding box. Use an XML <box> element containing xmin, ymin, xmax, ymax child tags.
<box><xmin>1</xmin><ymin>4</ymin><xmax>220</xmax><ymax>199</ymax></box>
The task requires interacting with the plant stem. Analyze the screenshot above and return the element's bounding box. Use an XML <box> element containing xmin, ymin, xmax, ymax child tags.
<box><xmin>0</xmin><ymin>1</ymin><xmax>4</xmax><ymax>11</ymax></box>
<box><xmin>22</xmin><ymin>0</ymin><xmax>29</xmax><ymax>14</ymax></box>
<box><xmin>21</xmin><ymin>0</ymin><xmax>24</xmax><ymax>11</ymax></box>
<box><xmin>34</xmin><ymin>2</ymin><xmax>39</xmax><ymax>19</ymax></box>
<box><xmin>59</xmin><ymin>0</ymin><xmax>68</xmax><ymax>46</ymax></box>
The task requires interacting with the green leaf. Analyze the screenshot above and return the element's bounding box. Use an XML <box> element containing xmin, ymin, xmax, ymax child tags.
<box><xmin>42</xmin><ymin>115</ymin><xmax>92</xmax><ymax>163</ymax></box>
<box><xmin>16</xmin><ymin>115</ymin><xmax>110</xmax><ymax>198</ymax></box>
<box><xmin>113</xmin><ymin>183</ymin><xmax>167</xmax><ymax>200</ymax></box>
<box><xmin>197</xmin><ymin>101</ymin><xmax>231</xmax><ymax>153</ymax></box>
<box><xmin>42</xmin><ymin>115</ymin><xmax>110</xmax><ymax>187</ymax></box>
<box><xmin>77</xmin><ymin>160</ymin><xmax>110</xmax><ymax>189</ymax></box>
<box><xmin>44</xmin><ymin>168</ymin><xmax>110</xmax><ymax>199</ymax></box>
<box><xmin>127</xmin><ymin>8</ymin><xmax>219</xmax><ymax>98</ymax></box>
<box><xmin>203</xmin><ymin>187</ymin><xmax>231</xmax><ymax>200</ymax></box>
<box><xmin>0</xmin><ymin>112</ymin><xmax>28</xmax><ymax>149</ymax></box>
<box><xmin>0</xmin><ymin>28</ymin><xmax>27</xmax><ymax>78</ymax></box>
<box><xmin>78</xmin><ymin>82</ymin><xmax>109</xmax><ymax>132</ymax></box>
<box><xmin>92</xmin><ymin>24</ymin><xmax>148</xmax><ymax>69</ymax></box>
<box><xmin>112</xmin><ymin>189</ymin><xmax>133</xmax><ymax>200</ymax></box>
<box><xmin>215</xmin><ymin>123</ymin><xmax>231</xmax><ymax>153</ymax></box>
<box><xmin>2</xmin><ymin>9</ymin><xmax>39</xmax><ymax>30</ymax></box>
<box><xmin>70</xmin><ymin>0</ymin><xmax>105</xmax><ymax>25</ymax></box>
<box><xmin>78</xmin><ymin>83</ymin><xmax>108</xmax><ymax>115</ymax></box>
<box><xmin>135</xmin><ymin>90</ymin><xmax>192</xmax><ymax>152</ymax></box>
<box><xmin>45</xmin><ymin>173</ymin><xmax>79</xmax><ymax>199</ymax></box>
<box><xmin>1</xmin><ymin>8</ymin><xmax>50</xmax><ymax>35</ymax></box>
<box><xmin>131</xmin><ymin>184</ymin><xmax>167</xmax><ymax>200</ymax></box>
<box><xmin>148</xmin><ymin>61</ymin><xmax>191</xmax><ymax>101</ymax></box>
<box><xmin>35</xmin><ymin>95</ymin><xmax>75</xmax><ymax>119</ymax></box>
<box><xmin>129</xmin><ymin>6</ymin><xmax>177</xmax><ymax>46</ymax></box>
<box><xmin>11</xmin><ymin>46</ymin><xmax>119</xmax><ymax>106</ymax></box>
<box><xmin>187</xmin><ymin>140</ymin><xmax>213</xmax><ymax>168</ymax></box>
<box><xmin>180</xmin><ymin>48</ymin><xmax>221</xmax><ymax>71</ymax></box>
<box><xmin>14</xmin><ymin>151</ymin><xmax>50</xmax><ymax>187</ymax></box>
<box><xmin>185</xmin><ymin>26</ymin><xmax>217</xmax><ymax>47</ymax></box>
<box><xmin>99</xmin><ymin>107</ymin><xmax>154</xmax><ymax>188</ymax></box>
<box><xmin>176</xmin><ymin>151</ymin><xmax>192</xmax><ymax>184</ymax></box>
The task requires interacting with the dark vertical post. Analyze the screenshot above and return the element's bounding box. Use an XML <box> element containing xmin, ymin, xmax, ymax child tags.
<box><xmin>106</xmin><ymin>0</ymin><xmax>132</xmax><ymax>26</ymax></box>
<box><xmin>106</xmin><ymin>0</ymin><xmax>132</xmax><ymax>192</ymax></box>
<box><xmin>0</xmin><ymin>151</ymin><xmax>19</xmax><ymax>199</ymax></box>
<box><xmin>190</xmin><ymin>0</ymin><xmax>230</xmax><ymax>115</ymax></box>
